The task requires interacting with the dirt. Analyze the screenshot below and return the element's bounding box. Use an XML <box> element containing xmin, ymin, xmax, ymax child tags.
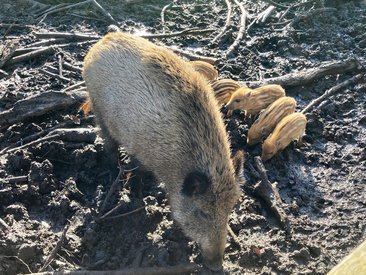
<box><xmin>0</xmin><ymin>0</ymin><xmax>365</xmax><ymax>274</ymax></box>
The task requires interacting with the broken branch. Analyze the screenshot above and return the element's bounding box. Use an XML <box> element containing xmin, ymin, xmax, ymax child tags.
<box><xmin>169</xmin><ymin>47</ymin><xmax>217</xmax><ymax>65</ymax></box>
<box><xmin>223</xmin><ymin>0</ymin><xmax>247</xmax><ymax>58</ymax></box>
<box><xmin>253</xmin><ymin>156</ymin><xmax>291</xmax><ymax>234</ymax></box>
<box><xmin>141</xmin><ymin>28</ymin><xmax>215</xmax><ymax>39</ymax></box>
<box><xmin>1</xmin><ymin>128</ymin><xmax>96</xmax><ymax>156</ymax></box>
<box><xmin>301</xmin><ymin>73</ymin><xmax>366</xmax><ymax>114</ymax></box>
<box><xmin>40</xmin><ymin>68</ymin><xmax>70</xmax><ymax>82</ymax></box>
<box><xmin>5</xmin><ymin>46</ymin><xmax>54</xmax><ymax>67</ymax></box>
<box><xmin>34</xmin><ymin>31</ymin><xmax>101</xmax><ymax>41</ymax></box>
<box><xmin>0</xmin><ymin>90</ymin><xmax>88</xmax><ymax>127</ymax></box>
<box><xmin>39</xmin><ymin>222</ymin><xmax>71</xmax><ymax>272</ymax></box>
<box><xmin>244</xmin><ymin>59</ymin><xmax>363</xmax><ymax>88</ymax></box>
<box><xmin>211</xmin><ymin>0</ymin><xmax>232</xmax><ymax>43</ymax></box>
<box><xmin>98</xmin><ymin>167</ymin><xmax>124</xmax><ymax>216</ymax></box>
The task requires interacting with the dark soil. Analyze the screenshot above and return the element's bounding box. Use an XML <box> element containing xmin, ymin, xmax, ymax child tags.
<box><xmin>0</xmin><ymin>0</ymin><xmax>365</xmax><ymax>274</ymax></box>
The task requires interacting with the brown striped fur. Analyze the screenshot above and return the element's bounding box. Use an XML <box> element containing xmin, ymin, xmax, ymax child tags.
<box><xmin>261</xmin><ymin>113</ymin><xmax>307</xmax><ymax>161</ymax></box>
<box><xmin>247</xmin><ymin>97</ymin><xmax>296</xmax><ymax>145</ymax></box>
<box><xmin>82</xmin><ymin>32</ymin><xmax>243</xmax><ymax>271</ymax></box>
<box><xmin>226</xmin><ymin>84</ymin><xmax>286</xmax><ymax>116</ymax></box>
<box><xmin>189</xmin><ymin>60</ymin><xmax>218</xmax><ymax>81</ymax></box>
<box><xmin>210</xmin><ymin>79</ymin><xmax>241</xmax><ymax>105</ymax></box>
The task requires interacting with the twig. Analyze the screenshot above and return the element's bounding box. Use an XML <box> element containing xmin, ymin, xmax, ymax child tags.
<box><xmin>0</xmin><ymin>23</ymin><xmax>34</xmax><ymax>29</ymax></box>
<box><xmin>227</xmin><ymin>224</ymin><xmax>242</xmax><ymax>247</ymax></box>
<box><xmin>169</xmin><ymin>47</ymin><xmax>217</xmax><ymax>65</ymax></box>
<box><xmin>0</xmin><ymin>175</ymin><xmax>28</xmax><ymax>184</ymax></box>
<box><xmin>253</xmin><ymin>157</ymin><xmax>291</xmax><ymax>234</ymax></box>
<box><xmin>141</xmin><ymin>28</ymin><xmax>215</xmax><ymax>39</ymax></box>
<box><xmin>63</xmin><ymin>62</ymin><xmax>82</xmax><ymax>73</ymax></box>
<box><xmin>97</xmin><ymin>173</ymin><xmax>135</xmax><ymax>220</ymax></box>
<box><xmin>160</xmin><ymin>2</ymin><xmax>174</xmax><ymax>32</ymax></box>
<box><xmin>27</xmin><ymin>38</ymin><xmax>66</xmax><ymax>48</ymax></box>
<box><xmin>62</xmin><ymin>81</ymin><xmax>86</xmax><ymax>92</ymax></box>
<box><xmin>98</xmin><ymin>167</ymin><xmax>124</xmax><ymax>216</ymax></box>
<box><xmin>36</xmin><ymin>2</ymin><xmax>69</xmax><ymax>17</ymax></box>
<box><xmin>0</xmin><ymin>90</ymin><xmax>88</xmax><ymax>127</ymax></box>
<box><xmin>244</xmin><ymin>58</ymin><xmax>363</xmax><ymax>88</ymax></box>
<box><xmin>246</xmin><ymin>5</ymin><xmax>276</xmax><ymax>32</ymax></box>
<box><xmin>224</xmin><ymin>0</ymin><xmax>247</xmax><ymax>58</ymax></box>
<box><xmin>39</xmin><ymin>222</ymin><xmax>71</xmax><ymax>272</ymax></box>
<box><xmin>260</xmin><ymin>5</ymin><xmax>276</xmax><ymax>23</ymax></box>
<box><xmin>56</xmin><ymin>40</ymin><xmax>98</xmax><ymax>49</ymax></box>
<box><xmin>0</xmin><ymin>69</ymin><xmax>8</xmax><ymax>78</ymax></box>
<box><xmin>1</xmin><ymin>134</ymin><xmax>59</xmax><ymax>155</ymax></box>
<box><xmin>91</xmin><ymin>0</ymin><xmax>116</xmax><ymax>23</ymax></box>
<box><xmin>13</xmin><ymin>46</ymin><xmax>50</xmax><ymax>56</ymax></box>
<box><xmin>58</xmin><ymin>53</ymin><xmax>63</xmax><ymax>77</ymax></box>
<box><xmin>27</xmin><ymin>263</ymin><xmax>201</xmax><ymax>275</ymax></box>
<box><xmin>102</xmin><ymin>206</ymin><xmax>146</xmax><ymax>221</ymax></box>
<box><xmin>211</xmin><ymin>0</ymin><xmax>232</xmax><ymax>43</ymax></box>
<box><xmin>0</xmin><ymin>117</ymin><xmax>92</xmax><ymax>154</ymax></box>
<box><xmin>0</xmin><ymin>255</ymin><xmax>32</xmax><ymax>273</ymax></box>
<box><xmin>301</xmin><ymin>73</ymin><xmax>366</xmax><ymax>114</ymax></box>
<box><xmin>5</xmin><ymin>46</ymin><xmax>54</xmax><ymax>67</ymax></box>
<box><xmin>40</xmin><ymin>68</ymin><xmax>70</xmax><ymax>82</ymax></box>
<box><xmin>1</xmin><ymin>128</ymin><xmax>96</xmax><ymax>156</ymax></box>
<box><xmin>0</xmin><ymin>218</ymin><xmax>10</xmax><ymax>230</ymax></box>
<box><xmin>34</xmin><ymin>31</ymin><xmax>101</xmax><ymax>41</ymax></box>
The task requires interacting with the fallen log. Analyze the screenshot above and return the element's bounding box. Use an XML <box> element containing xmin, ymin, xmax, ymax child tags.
<box><xmin>0</xmin><ymin>90</ymin><xmax>88</xmax><ymax>126</ymax></box>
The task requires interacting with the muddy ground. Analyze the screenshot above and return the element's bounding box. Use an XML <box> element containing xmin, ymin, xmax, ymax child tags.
<box><xmin>0</xmin><ymin>0</ymin><xmax>365</xmax><ymax>274</ymax></box>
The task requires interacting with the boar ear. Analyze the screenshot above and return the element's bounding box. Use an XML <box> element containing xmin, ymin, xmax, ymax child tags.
<box><xmin>245</xmin><ymin>91</ymin><xmax>252</xmax><ymax>97</ymax></box>
<box><xmin>260</xmin><ymin>126</ymin><xmax>267</xmax><ymax>136</ymax></box>
<box><xmin>182</xmin><ymin>171</ymin><xmax>210</xmax><ymax>197</ymax></box>
<box><xmin>232</xmin><ymin>150</ymin><xmax>244</xmax><ymax>178</ymax></box>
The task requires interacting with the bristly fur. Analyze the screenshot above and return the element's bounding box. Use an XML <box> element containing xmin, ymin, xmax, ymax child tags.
<box><xmin>83</xmin><ymin>32</ymin><xmax>243</xmax><ymax>270</ymax></box>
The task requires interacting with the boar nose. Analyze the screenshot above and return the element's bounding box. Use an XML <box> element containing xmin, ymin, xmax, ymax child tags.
<box><xmin>202</xmin><ymin>249</ymin><xmax>224</xmax><ymax>271</ymax></box>
<box><xmin>261</xmin><ymin>154</ymin><xmax>269</xmax><ymax>161</ymax></box>
<box><xmin>203</xmin><ymin>256</ymin><xmax>223</xmax><ymax>271</ymax></box>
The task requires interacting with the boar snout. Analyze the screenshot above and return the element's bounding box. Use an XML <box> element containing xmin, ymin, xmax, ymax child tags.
<box><xmin>200</xmin><ymin>235</ymin><xmax>226</xmax><ymax>271</ymax></box>
<box><xmin>202</xmin><ymin>250</ymin><xmax>224</xmax><ymax>271</ymax></box>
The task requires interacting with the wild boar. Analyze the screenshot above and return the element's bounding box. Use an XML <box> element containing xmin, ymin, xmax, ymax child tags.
<box><xmin>189</xmin><ymin>60</ymin><xmax>218</xmax><ymax>81</ymax></box>
<box><xmin>261</xmin><ymin>113</ymin><xmax>307</xmax><ymax>161</ymax></box>
<box><xmin>210</xmin><ymin>79</ymin><xmax>242</xmax><ymax>106</ymax></box>
<box><xmin>83</xmin><ymin>32</ymin><xmax>244</xmax><ymax>271</ymax></box>
<box><xmin>226</xmin><ymin>84</ymin><xmax>285</xmax><ymax>116</ymax></box>
<box><xmin>247</xmin><ymin>97</ymin><xmax>296</xmax><ymax>145</ymax></box>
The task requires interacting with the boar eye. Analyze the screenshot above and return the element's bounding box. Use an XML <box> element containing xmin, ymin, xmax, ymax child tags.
<box><xmin>182</xmin><ymin>171</ymin><xmax>211</xmax><ymax>197</ymax></box>
<box><xmin>235</xmin><ymin>99</ymin><xmax>240</xmax><ymax>103</ymax></box>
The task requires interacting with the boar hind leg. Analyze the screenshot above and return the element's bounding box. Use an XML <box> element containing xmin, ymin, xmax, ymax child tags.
<box><xmin>97</xmin><ymin>118</ymin><xmax>120</xmax><ymax>177</ymax></box>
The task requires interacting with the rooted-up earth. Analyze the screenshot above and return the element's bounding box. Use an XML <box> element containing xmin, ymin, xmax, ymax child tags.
<box><xmin>0</xmin><ymin>0</ymin><xmax>365</xmax><ymax>274</ymax></box>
